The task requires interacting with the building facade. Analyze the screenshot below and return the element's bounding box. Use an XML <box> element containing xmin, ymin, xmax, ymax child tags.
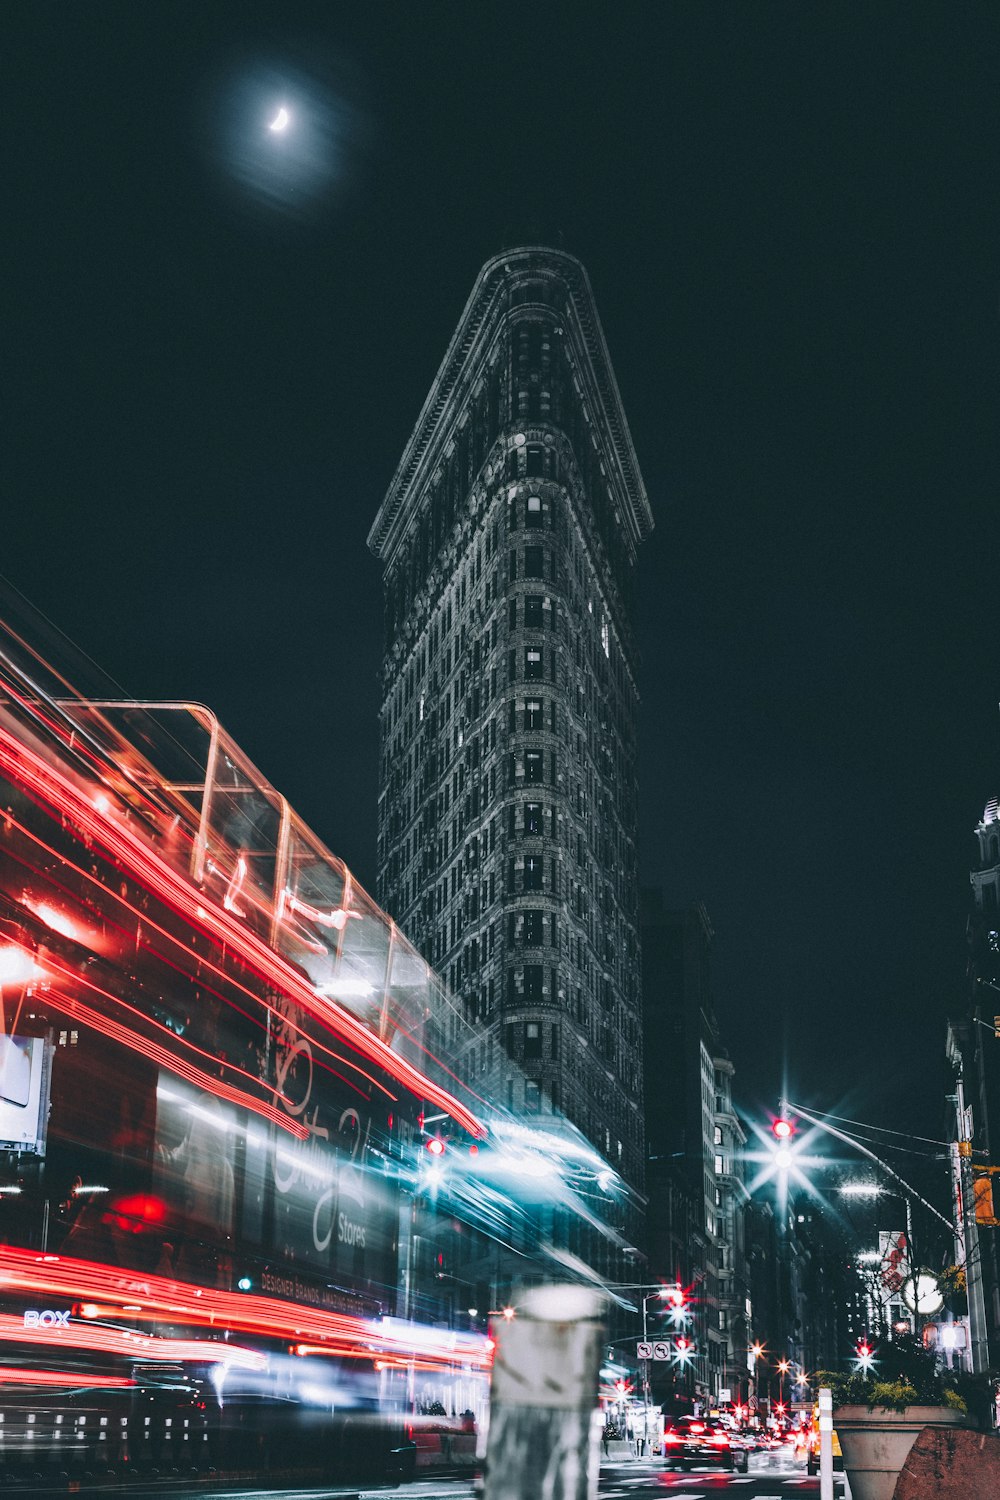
<box><xmin>641</xmin><ymin>893</ymin><xmax>750</xmax><ymax>1404</ymax></box>
<box><xmin>713</xmin><ymin>1051</ymin><xmax>751</xmax><ymax>1403</ymax></box>
<box><xmin>944</xmin><ymin>796</ymin><xmax>1000</xmax><ymax>1370</ymax></box>
<box><xmin>368</xmin><ymin>248</ymin><xmax>653</xmax><ymax>1219</ymax></box>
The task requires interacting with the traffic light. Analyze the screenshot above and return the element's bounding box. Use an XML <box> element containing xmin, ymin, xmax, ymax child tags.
<box><xmin>425</xmin><ymin>1137</ymin><xmax>446</xmax><ymax>1156</ymax></box>
<box><xmin>856</xmin><ymin>1339</ymin><xmax>872</xmax><ymax>1359</ymax></box>
<box><xmin>973</xmin><ymin>1168</ymin><xmax>1000</xmax><ymax>1227</ymax></box>
<box><xmin>772</xmin><ymin>1117</ymin><xmax>795</xmax><ymax>1141</ymax></box>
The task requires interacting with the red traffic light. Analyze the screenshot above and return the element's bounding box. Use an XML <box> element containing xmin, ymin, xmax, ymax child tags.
<box><xmin>665</xmin><ymin>1286</ymin><xmax>686</xmax><ymax>1308</ymax></box>
<box><xmin>425</xmin><ymin>1137</ymin><xmax>446</xmax><ymax>1156</ymax></box>
<box><xmin>772</xmin><ymin>1118</ymin><xmax>794</xmax><ymax>1141</ymax></box>
<box><xmin>857</xmin><ymin>1339</ymin><xmax>872</xmax><ymax>1359</ymax></box>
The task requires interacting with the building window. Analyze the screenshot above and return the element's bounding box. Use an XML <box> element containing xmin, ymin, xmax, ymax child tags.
<box><xmin>714</xmin><ymin>1154</ymin><xmax>723</xmax><ymax>1175</ymax></box>
<box><xmin>524</xmin><ymin>594</ymin><xmax>544</xmax><ymax>629</ymax></box>
<box><xmin>525</xmin><ymin>1079</ymin><xmax>542</xmax><ymax>1112</ymax></box>
<box><xmin>525</xmin><ymin>750</ymin><xmax>543</xmax><ymax>783</ymax></box>
<box><xmin>713</xmin><ymin>1125</ymin><xmax>722</xmax><ymax>1145</ymax></box>
<box><xmin>526</xmin><ymin>495</ymin><xmax>542</xmax><ymax>526</ymax></box>
<box><xmin>525</xmin><ymin>1021</ymin><xmax>542</xmax><ymax>1058</ymax></box>
<box><xmin>525</xmin><ymin>698</ymin><xmax>543</xmax><ymax>730</ymax></box>
<box><xmin>524</xmin><ymin>856</ymin><xmax>542</xmax><ymax>891</ymax></box>
<box><xmin>524</xmin><ymin>546</ymin><xmax>544</xmax><ymax>578</ymax></box>
<box><xmin>524</xmin><ymin>802</ymin><xmax>542</xmax><ymax>835</ymax></box>
<box><xmin>524</xmin><ymin>964</ymin><xmax>543</xmax><ymax>1000</ymax></box>
<box><xmin>523</xmin><ymin>910</ymin><xmax>543</xmax><ymax>946</ymax></box>
<box><xmin>525</xmin><ymin>648</ymin><xmax>542</xmax><ymax>680</ymax></box>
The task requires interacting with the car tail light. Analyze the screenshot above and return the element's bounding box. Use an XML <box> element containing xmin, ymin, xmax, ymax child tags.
<box><xmin>690</xmin><ymin>1422</ymin><xmax>705</xmax><ymax>1433</ymax></box>
<box><xmin>664</xmin><ymin>1432</ymin><xmax>683</xmax><ymax>1445</ymax></box>
<box><xmin>710</xmin><ymin>1433</ymin><xmax>730</xmax><ymax>1447</ymax></box>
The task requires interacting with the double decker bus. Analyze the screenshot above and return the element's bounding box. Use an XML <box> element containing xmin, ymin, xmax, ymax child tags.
<box><xmin>0</xmin><ymin>622</ymin><xmax>505</xmax><ymax>1483</ymax></box>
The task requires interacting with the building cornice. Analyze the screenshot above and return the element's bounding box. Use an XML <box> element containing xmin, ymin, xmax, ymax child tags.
<box><xmin>368</xmin><ymin>246</ymin><xmax>653</xmax><ymax>565</ymax></box>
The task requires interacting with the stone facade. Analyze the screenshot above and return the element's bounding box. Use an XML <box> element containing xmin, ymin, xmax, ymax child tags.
<box><xmin>368</xmin><ymin>248</ymin><xmax>652</xmax><ymax>1203</ymax></box>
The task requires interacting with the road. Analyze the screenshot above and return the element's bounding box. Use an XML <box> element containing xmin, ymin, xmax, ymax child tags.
<box><xmin>0</xmin><ymin>1451</ymin><xmax>850</xmax><ymax>1500</ymax></box>
<box><xmin>599</xmin><ymin>1451</ymin><xmax>851</xmax><ymax>1499</ymax></box>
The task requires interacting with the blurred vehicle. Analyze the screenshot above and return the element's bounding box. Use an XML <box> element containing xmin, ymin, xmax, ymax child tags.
<box><xmin>805</xmin><ymin>1422</ymin><xmax>844</xmax><ymax>1474</ymax></box>
<box><xmin>662</xmin><ymin>1416</ymin><xmax>748</xmax><ymax>1473</ymax></box>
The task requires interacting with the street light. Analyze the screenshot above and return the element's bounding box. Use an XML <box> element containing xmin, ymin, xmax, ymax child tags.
<box><xmin>750</xmin><ymin>1342</ymin><xmax>764</xmax><ymax>1424</ymax></box>
<box><xmin>637</xmin><ymin>1285</ymin><xmax>684</xmax><ymax>1454</ymax></box>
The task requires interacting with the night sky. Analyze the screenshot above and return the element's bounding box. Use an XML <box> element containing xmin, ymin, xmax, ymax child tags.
<box><xmin>4</xmin><ymin>3</ymin><xmax>998</xmax><ymax>1158</ymax></box>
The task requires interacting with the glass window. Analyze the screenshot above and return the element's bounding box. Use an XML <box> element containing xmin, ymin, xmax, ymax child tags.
<box><xmin>526</xmin><ymin>495</ymin><xmax>542</xmax><ymax>526</ymax></box>
<box><xmin>525</xmin><ymin>649</ymin><xmax>542</xmax><ymax>680</ymax></box>
<box><xmin>525</xmin><ymin>751</ymin><xmax>543</xmax><ymax>782</ymax></box>
<box><xmin>525</xmin><ymin>1079</ymin><xmax>542</xmax><ymax>1111</ymax></box>
<box><xmin>525</xmin><ymin>699</ymin><xmax>543</xmax><ymax>730</ymax></box>
<box><xmin>524</xmin><ymin>856</ymin><xmax>542</xmax><ymax>891</ymax></box>
<box><xmin>523</xmin><ymin>594</ymin><xmax>544</xmax><ymax>629</ymax></box>
<box><xmin>523</xmin><ymin>910</ymin><xmax>543</xmax><ymax>945</ymax></box>
<box><xmin>524</xmin><ymin>546</ymin><xmax>544</xmax><ymax>578</ymax></box>
<box><xmin>524</xmin><ymin>802</ymin><xmax>542</xmax><ymax>835</ymax></box>
<box><xmin>525</xmin><ymin>1021</ymin><xmax>542</xmax><ymax>1057</ymax></box>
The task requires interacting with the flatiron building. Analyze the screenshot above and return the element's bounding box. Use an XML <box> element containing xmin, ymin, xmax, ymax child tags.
<box><xmin>369</xmin><ymin>248</ymin><xmax>652</xmax><ymax>1197</ymax></box>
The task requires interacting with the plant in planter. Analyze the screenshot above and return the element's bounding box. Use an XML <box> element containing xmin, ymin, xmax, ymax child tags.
<box><xmin>820</xmin><ymin>1336</ymin><xmax>970</xmax><ymax>1500</ymax></box>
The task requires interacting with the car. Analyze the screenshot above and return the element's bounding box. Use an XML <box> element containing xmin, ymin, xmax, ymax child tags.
<box><xmin>662</xmin><ymin>1416</ymin><xmax>748</xmax><ymax>1472</ymax></box>
<box><xmin>805</xmin><ymin>1425</ymin><xmax>844</xmax><ymax>1474</ymax></box>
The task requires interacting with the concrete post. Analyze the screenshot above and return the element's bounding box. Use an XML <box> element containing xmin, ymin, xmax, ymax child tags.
<box><xmin>818</xmin><ymin>1386</ymin><xmax>833</xmax><ymax>1500</ymax></box>
<box><xmin>485</xmin><ymin>1284</ymin><xmax>605</xmax><ymax>1500</ymax></box>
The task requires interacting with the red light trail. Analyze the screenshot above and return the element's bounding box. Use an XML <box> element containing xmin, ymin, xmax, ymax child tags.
<box><xmin>0</xmin><ymin>724</ymin><xmax>485</xmax><ymax>1139</ymax></box>
<box><xmin>0</xmin><ymin>1312</ymin><xmax>266</xmax><ymax>1369</ymax></box>
<box><xmin>0</xmin><ymin>1247</ymin><xmax>494</xmax><ymax>1373</ymax></box>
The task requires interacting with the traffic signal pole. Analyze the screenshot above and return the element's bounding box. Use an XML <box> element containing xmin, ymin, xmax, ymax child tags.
<box><xmin>954</xmin><ymin>1076</ymin><xmax>990</xmax><ymax>1374</ymax></box>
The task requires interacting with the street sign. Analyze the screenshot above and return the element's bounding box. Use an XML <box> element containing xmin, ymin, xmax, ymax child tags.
<box><xmin>636</xmin><ymin>1341</ymin><xmax>652</xmax><ymax>1359</ymax></box>
<box><xmin>652</xmin><ymin>1341</ymin><xmax>670</xmax><ymax>1360</ymax></box>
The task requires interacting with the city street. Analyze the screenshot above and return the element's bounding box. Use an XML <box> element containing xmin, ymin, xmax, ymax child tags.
<box><xmin>1</xmin><ymin>1455</ymin><xmax>850</xmax><ymax>1500</ymax></box>
<box><xmin>599</xmin><ymin>1452</ymin><xmax>851</xmax><ymax>1498</ymax></box>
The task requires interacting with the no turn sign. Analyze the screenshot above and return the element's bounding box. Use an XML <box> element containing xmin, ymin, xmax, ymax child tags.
<box><xmin>636</xmin><ymin>1341</ymin><xmax>652</xmax><ymax>1359</ymax></box>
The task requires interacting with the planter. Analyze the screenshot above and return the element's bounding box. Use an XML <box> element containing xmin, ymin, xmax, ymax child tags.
<box><xmin>834</xmin><ymin>1404</ymin><xmax>967</xmax><ymax>1500</ymax></box>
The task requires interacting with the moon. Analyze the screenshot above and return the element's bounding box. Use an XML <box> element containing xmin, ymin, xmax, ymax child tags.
<box><xmin>268</xmin><ymin>106</ymin><xmax>290</xmax><ymax>134</ymax></box>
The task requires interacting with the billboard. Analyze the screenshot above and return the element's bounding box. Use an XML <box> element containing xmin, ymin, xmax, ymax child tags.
<box><xmin>0</xmin><ymin>1034</ymin><xmax>51</xmax><ymax>1154</ymax></box>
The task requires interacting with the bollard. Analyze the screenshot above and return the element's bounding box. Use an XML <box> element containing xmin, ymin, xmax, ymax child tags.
<box><xmin>485</xmin><ymin>1284</ymin><xmax>605</xmax><ymax>1500</ymax></box>
<box><xmin>819</xmin><ymin>1387</ymin><xmax>833</xmax><ymax>1500</ymax></box>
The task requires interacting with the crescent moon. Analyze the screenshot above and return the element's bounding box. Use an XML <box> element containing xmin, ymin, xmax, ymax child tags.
<box><xmin>268</xmin><ymin>106</ymin><xmax>290</xmax><ymax>133</ymax></box>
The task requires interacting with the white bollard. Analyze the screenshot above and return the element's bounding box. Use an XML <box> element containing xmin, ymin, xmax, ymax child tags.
<box><xmin>819</xmin><ymin>1386</ymin><xmax>834</xmax><ymax>1500</ymax></box>
<box><xmin>485</xmin><ymin>1284</ymin><xmax>606</xmax><ymax>1500</ymax></box>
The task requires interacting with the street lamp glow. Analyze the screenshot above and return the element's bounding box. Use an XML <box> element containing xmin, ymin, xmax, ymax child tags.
<box><xmin>840</xmin><ymin>1182</ymin><xmax>881</xmax><ymax>1198</ymax></box>
<box><xmin>0</xmin><ymin>945</ymin><xmax>39</xmax><ymax>987</ymax></box>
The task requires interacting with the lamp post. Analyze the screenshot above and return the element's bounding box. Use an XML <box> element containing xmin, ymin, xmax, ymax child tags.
<box><xmin>777</xmin><ymin>1358</ymin><xmax>789</xmax><ymax>1418</ymax></box>
<box><xmin>750</xmin><ymin>1341</ymin><xmax>764</xmax><ymax>1426</ymax></box>
<box><xmin>609</xmin><ymin>1283</ymin><xmax>684</xmax><ymax>1456</ymax></box>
